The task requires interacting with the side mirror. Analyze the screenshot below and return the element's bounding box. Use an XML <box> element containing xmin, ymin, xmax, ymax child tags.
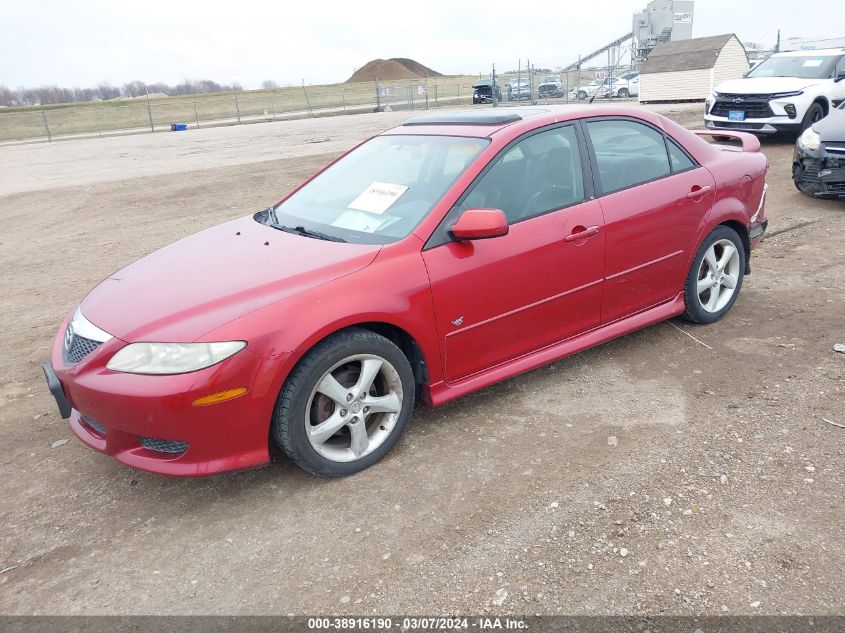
<box><xmin>836</xmin><ymin>70</ymin><xmax>845</xmax><ymax>82</ymax></box>
<box><xmin>451</xmin><ymin>208</ymin><xmax>509</xmax><ymax>241</ymax></box>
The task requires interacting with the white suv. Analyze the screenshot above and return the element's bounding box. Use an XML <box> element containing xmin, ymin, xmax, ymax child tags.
<box><xmin>705</xmin><ymin>48</ymin><xmax>845</xmax><ymax>136</ymax></box>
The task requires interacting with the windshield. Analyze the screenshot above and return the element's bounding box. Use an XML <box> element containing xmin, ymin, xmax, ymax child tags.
<box><xmin>510</xmin><ymin>79</ymin><xmax>529</xmax><ymax>87</ymax></box>
<box><xmin>265</xmin><ymin>135</ymin><xmax>488</xmax><ymax>244</ymax></box>
<box><xmin>746</xmin><ymin>54</ymin><xmax>839</xmax><ymax>79</ymax></box>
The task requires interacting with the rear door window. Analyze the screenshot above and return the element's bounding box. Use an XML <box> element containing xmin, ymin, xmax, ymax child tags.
<box><xmin>586</xmin><ymin>120</ymin><xmax>671</xmax><ymax>194</ymax></box>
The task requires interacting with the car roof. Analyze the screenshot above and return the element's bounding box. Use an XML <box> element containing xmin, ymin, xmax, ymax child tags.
<box><xmin>400</xmin><ymin>109</ymin><xmax>544</xmax><ymax>128</ymax></box>
<box><xmin>774</xmin><ymin>48</ymin><xmax>845</xmax><ymax>57</ymax></box>
<box><xmin>383</xmin><ymin>105</ymin><xmax>665</xmax><ymax>138</ymax></box>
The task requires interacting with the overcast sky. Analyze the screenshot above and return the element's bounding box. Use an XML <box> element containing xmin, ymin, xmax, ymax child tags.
<box><xmin>0</xmin><ymin>0</ymin><xmax>838</xmax><ymax>89</ymax></box>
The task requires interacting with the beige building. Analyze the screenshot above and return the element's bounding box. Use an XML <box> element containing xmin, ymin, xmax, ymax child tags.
<box><xmin>639</xmin><ymin>33</ymin><xmax>748</xmax><ymax>103</ymax></box>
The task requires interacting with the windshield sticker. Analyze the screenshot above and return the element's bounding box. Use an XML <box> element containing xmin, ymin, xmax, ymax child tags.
<box><xmin>347</xmin><ymin>182</ymin><xmax>409</xmax><ymax>215</ymax></box>
<box><xmin>331</xmin><ymin>210</ymin><xmax>399</xmax><ymax>233</ymax></box>
<box><xmin>802</xmin><ymin>59</ymin><xmax>823</xmax><ymax>67</ymax></box>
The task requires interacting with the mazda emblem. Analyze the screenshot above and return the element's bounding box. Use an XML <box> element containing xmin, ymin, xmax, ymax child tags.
<box><xmin>64</xmin><ymin>324</ymin><xmax>74</xmax><ymax>351</ymax></box>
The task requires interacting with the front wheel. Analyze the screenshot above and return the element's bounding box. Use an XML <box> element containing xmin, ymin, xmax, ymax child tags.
<box><xmin>577</xmin><ymin>90</ymin><xmax>587</xmax><ymax>100</ymax></box>
<box><xmin>617</xmin><ymin>88</ymin><xmax>629</xmax><ymax>98</ymax></box>
<box><xmin>272</xmin><ymin>328</ymin><xmax>415</xmax><ymax>477</ymax></box>
<box><xmin>800</xmin><ymin>103</ymin><xmax>824</xmax><ymax>133</ymax></box>
<box><xmin>682</xmin><ymin>226</ymin><xmax>746</xmax><ymax>324</ymax></box>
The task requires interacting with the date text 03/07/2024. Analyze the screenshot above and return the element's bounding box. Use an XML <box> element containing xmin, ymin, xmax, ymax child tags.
<box><xmin>306</xmin><ymin>616</ymin><xmax>528</xmax><ymax>630</ymax></box>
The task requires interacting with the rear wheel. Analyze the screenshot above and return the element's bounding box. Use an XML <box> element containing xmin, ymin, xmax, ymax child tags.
<box><xmin>577</xmin><ymin>90</ymin><xmax>587</xmax><ymax>100</ymax></box>
<box><xmin>800</xmin><ymin>102</ymin><xmax>825</xmax><ymax>133</ymax></box>
<box><xmin>272</xmin><ymin>328</ymin><xmax>415</xmax><ymax>477</ymax></box>
<box><xmin>617</xmin><ymin>88</ymin><xmax>629</xmax><ymax>99</ymax></box>
<box><xmin>682</xmin><ymin>226</ymin><xmax>746</xmax><ymax>324</ymax></box>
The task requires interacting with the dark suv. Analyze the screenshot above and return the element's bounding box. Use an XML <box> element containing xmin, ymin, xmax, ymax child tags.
<box><xmin>472</xmin><ymin>79</ymin><xmax>502</xmax><ymax>104</ymax></box>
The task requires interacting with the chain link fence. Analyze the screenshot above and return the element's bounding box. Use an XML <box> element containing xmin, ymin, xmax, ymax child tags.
<box><xmin>0</xmin><ymin>55</ymin><xmax>641</xmax><ymax>145</ymax></box>
<box><xmin>483</xmin><ymin>58</ymin><xmax>639</xmax><ymax>108</ymax></box>
<box><xmin>0</xmin><ymin>76</ymin><xmax>478</xmax><ymax>144</ymax></box>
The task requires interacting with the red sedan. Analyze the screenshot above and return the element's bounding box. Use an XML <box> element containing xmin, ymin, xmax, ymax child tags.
<box><xmin>43</xmin><ymin>107</ymin><xmax>768</xmax><ymax>477</ymax></box>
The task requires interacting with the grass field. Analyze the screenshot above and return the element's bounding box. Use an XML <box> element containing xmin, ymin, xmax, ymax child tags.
<box><xmin>0</xmin><ymin>75</ymin><xmax>481</xmax><ymax>143</ymax></box>
<box><xmin>0</xmin><ymin>68</ymin><xmax>627</xmax><ymax>144</ymax></box>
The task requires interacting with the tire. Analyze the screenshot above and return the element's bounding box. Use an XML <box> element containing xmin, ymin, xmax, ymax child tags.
<box><xmin>271</xmin><ymin>328</ymin><xmax>415</xmax><ymax>477</ymax></box>
<box><xmin>682</xmin><ymin>226</ymin><xmax>746</xmax><ymax>324</ymax></box>
<box><xmin>799</xmin><ymin>102</ymin><xmax>825</xmax><ymax>133</ymax></box>
<box><xmin>617</xmin><ymin>88</ymin><xmax>629</xmax><ymax>99</ymax></box>
<box><xmin>577</xmin><ymin>90</ymin><xmax>587</xmax><ymax>100</ymax></box>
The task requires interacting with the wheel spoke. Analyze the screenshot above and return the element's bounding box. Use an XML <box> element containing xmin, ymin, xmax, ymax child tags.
<box><xmin>706</xmin><ymin>286</ymin><xmax>721</xmax><ymax>311</ymax></box>
<box><xmin>349</xmin><ymin>421</ymin><xmax>369</xmax><ymax>457</ymax></box>
<box><xmin>704</xmin><ymin>247</ymin><xmax>718</xmax><ymax>274</ymax></box>
<box><xmin>697</xmin><ymin>276</ymin><xmax>713</xmax><ymax>294</ymax></box>
<box><xmin>722</xmin><ymin>273</ymin><xmax>738</xmax><ymax>289</ymax></box>
<box><xmin>717</xmin><ymin>243</ymin><xmax>736</xmax><ymax>271</ymax></box>
<box><xmin>309</xmin><ymin>411</ymin><xmax>347</xmax><ymax>445</ymax></box>
<box><xmin>355</xmin><ymin>358</ymin><xmax>383</xmax><ymax>396</ymax></box>
<box><xmin>364</xmin><ymin>392</ymin><xmax>402</xmax><ymax>415</ymax></box>
<box><xmin>316</xmin><ymin>373</ymin><xmax>349</xmax><ymax>406</ymax></box>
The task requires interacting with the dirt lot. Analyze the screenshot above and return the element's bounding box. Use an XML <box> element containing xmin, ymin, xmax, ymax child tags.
<box><xmin>0</xmin><ymin>105</ymin><xmax>843</xmax><ymax>616</ymax></box>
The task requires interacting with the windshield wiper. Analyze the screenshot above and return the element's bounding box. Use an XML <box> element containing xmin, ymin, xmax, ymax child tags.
<box><xmin>276</xmin><ymin>223</ymin><xmax>346</xmax><ymax>242</ymax></box>
<box><xmin>260</xmin><ymin>207</ymin><xmax>346</xmax><ymax>242</ymax></box>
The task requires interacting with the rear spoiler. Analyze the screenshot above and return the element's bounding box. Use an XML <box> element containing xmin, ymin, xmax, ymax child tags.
<box><xmin>692</xmin><ymin>130</ymin><xmax>761</xmax><ymax>153</ymax></box>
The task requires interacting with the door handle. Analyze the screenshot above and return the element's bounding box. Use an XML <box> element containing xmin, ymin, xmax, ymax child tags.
<box><xmin>686</xmin><ymin>185</ymin><xmax>712</xmax><ymax>198</ymax></box>
<box><xmin>564</xmin><ymin>225</ymin><xmax>600</xmax><ymax>242</ymax></box>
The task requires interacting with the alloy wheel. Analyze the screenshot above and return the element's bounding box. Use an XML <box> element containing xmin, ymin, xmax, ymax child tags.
<box><xmin>305</xmin><ymin>354</ymin><xmax>403</xmax><ymax>462</ymax></box>
<box><xmin>696</xmin><ymin>238</ymin><xmax>741</xmax><ymax>313</ymax></box>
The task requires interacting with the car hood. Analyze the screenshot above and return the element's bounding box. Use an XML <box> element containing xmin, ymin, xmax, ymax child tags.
<box><xmin>715</xmin><ymin>77</ymin><xmax>821</xmax><ymax>94</ymax></box>
<box><xmin>81</xmin><ymin>215</ymin><xmax>381</xmax><ymax>342</ymax></box>
<box><xmin>814</xmin><ymin>106</ymin><xmax>845</xmax><ymax>141</ymax></box>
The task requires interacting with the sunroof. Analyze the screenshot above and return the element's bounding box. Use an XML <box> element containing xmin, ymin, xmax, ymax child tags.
<box><xmin>403</xmin><ymin>111</ymin><xmax>529</xmax><ymax>126</ymax></box>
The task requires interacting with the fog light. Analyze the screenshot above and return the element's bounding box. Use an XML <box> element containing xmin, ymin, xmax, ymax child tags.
<box><xmin>192</xmin><ymin>387</ymin><xmax>248</xmax><ymax>406</ymax></box>
<box><xmin>784</xmin><ymin>104</ymin><xmax>797</xmax><ymax>119</ymax></box>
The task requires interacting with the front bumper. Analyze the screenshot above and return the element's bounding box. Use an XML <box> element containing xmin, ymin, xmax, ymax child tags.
<box><xmin>793</xmin><ymin>143</ymin><xmax>845</xmax><ymax>198</ymax></box>
<box><xmin>45</xmin><ymin>313</ymin><xmax>290</xmax><ymax>477</ymax></box>
<box><xmin>704</xmin><ymin>118</ymin><xmax>800</xmax><ymax>135</ymax></box>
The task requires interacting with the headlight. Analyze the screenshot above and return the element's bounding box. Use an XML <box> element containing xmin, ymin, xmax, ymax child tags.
<box><xmin>770</xmin><ymin>90</ymin><xmax>804</xmax><ymax>98</ymax></box>
<box><xmin>798</xmin><ymin>127</ymin><xmax>821</xmax><ymax>151</ymax></box>
<box><xmin>106</xmin><ymin>341</ymin><xmax>246</xmax><ymax>375</ymax></box>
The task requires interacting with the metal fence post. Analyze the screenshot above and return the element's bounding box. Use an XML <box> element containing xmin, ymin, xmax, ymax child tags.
<box><xmin>235</xmin><ymin>94</ymin><xmax>241</xmax><ymax>123</ymax></box>
<box><xmin>492</xmin><ymin>63</ymin><xmax>498</xmax><ymax>107</ymax></box>
<box><xmin>301</xmin><ymin>81</ymin><xmax>313</xmax><ymax>117</ymax></box>
<box><xmin>375</xmin><ymin>78</ymin><xmax>381</xmax><ymax>111</ymax></box>
<box><xmin>40</xmin><ymin>106</ymin><xmax>52</xmax><ymax>142</ymax></box>
<box><xmin>144</xmin><ymin>88</ymin><xmax>154</xmax><ymax>132</ymax></box>
<box><xmin>194</xmin><ymin>103</ymin><xmax>200</xmax><ymax>129</ymax></box>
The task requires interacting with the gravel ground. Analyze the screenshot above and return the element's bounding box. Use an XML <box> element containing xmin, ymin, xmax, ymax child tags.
<box><xmin>0</xmin><ymin>103</ymin><xmax>843</xmax><ymax>616</ymax></box>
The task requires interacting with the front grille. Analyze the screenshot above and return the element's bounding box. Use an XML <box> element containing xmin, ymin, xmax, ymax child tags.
<box><xmin>716</xmin><ymin>92</ymin><xmax>778</xmax><ymax>100</ymax></box>
<box><xmin>63</xmin><ymin>333</ymin><xmax>102</xmax><ymax>365</ymax></box>
<box><xmin>824</xmin><ymin>181</ymin><xmax>845</xmax><ymax>193</ymax></box>
<box><xmin>139</xmin><ymin>436</ymin><xmax>189</xmax><ymax>454</ymax></box>
<box><xmin>711</xmin><ymin>98</ymin><xmax>774</xmax><ymax>119</ymax></box>
<box><xmin>712</xmin><ymin>121</ymin><xmax>767</xmax><ymax>130</ymax></box>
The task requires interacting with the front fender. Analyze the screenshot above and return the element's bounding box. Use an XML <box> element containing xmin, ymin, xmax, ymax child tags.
<box><xmin>199</xmin><ymin>245</ymin><xmax>442</xmax><ymax>402</ymax></box>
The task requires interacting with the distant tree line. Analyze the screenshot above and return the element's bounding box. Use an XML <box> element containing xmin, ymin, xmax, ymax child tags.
<box><xmin>0</xmin><ymin>79</ymin><xmax>244</xmax><ymax>107</ymax></box>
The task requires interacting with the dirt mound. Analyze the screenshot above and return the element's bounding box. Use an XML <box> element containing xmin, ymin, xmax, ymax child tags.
<box><xmin>346</xmin><ymin>58</ymin><xmax>443</xmax><ymax>83</ymax></box>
